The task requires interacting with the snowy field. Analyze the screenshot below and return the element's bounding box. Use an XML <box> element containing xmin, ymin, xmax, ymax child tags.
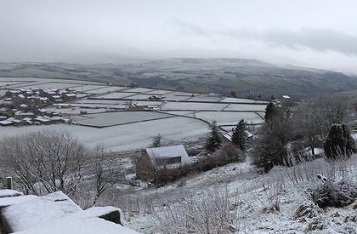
<box><xmin>123</xmin><ymin>88</ymin><xmax>155</xmax><ymax>93</ymax></box>
<box><xmin>161</xmin><ymin>102</ymin><xmax>228</xmax><ymax>111</ymax></box>
<box><xmin>186</xmin><ymin>96</ymin><xmax>223</xmax><ymax>102</ymax></box>
<box><xmin>116</xmin><ymin>155</ymin><xmax>357</xmax><ymax>234</ymax></box>
<box><xmin>122</xmin><ymin>94</ymin><xmax>154</xmax><ymax>100</ymax></box>
<box><xmin>73</xmin><ymin>99</ymin><xmax>123</xmax><ymax>104</ymax></box>
<box><xmin>161</xmin><ymin>92</ymin><xmax>193</xmax><ymax>101</ymax></box>
<box><xmin>0</xmin><ymin>76</ymin><xmax>268</xmax><ymax>152</ymax></box>
<box><xmin>145</xmin><ymin>89</ymin><xmax>174</xmax><ymax>95</ymax></box>
<box><xmin>0</xmin><ymin>117</ymin><xmax>209</xmax><ymax>152</ymax></box>
<box><xmin>83</xmin><ymin>86</ymin><xmax>127</xmax><ymax>94</ymax></box>
<box><xmin>73</xmin><ymin>111</ymin><xmax>173</xmax><ymax>127</ymax></box>
<box><xmin>93</xmin><ymin>92</ymin><xmax>137</xmax><ymax>99</ymax></box>
<box><xmin>221</xmin><ymin>97</ymin><xmax>269</xmax><ymax>104</ymax></box>
<box><xmin>0</xmin><ymin>81</ymin><xmax>25</xmax><ymax>87</ymax></box>
<box><xmin>194</xmin><ymin>111</ymin><xmax>264</xmax><ymax>125</ymax></box>
<box><xmin>225</xmin><ymin>103</ymin><xmax>268</xmax><ymax>112</ymax></box>
<box><xmin>164</xmin><ymin>111</ymin><xmax>197</xmax><ymax>117</ymax></box>
<box><xmin>44</xmin><ymin>107</ymin><xmax>109</xmax><ymax>115</ymax></box>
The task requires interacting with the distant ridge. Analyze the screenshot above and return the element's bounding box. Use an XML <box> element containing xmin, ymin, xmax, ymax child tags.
<box><xmin>0</xmin><ymin>58</ymin><xmax>357</xmax><ymax>99</ymax></box>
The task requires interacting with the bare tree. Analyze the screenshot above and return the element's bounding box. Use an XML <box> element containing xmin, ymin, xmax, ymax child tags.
<box><xmin>0</xmin><ymin>131</ymin><xmax>87</xmax><ymax>195</ymax></box>
<box><xmin>0</xmin><ymin>131</ymin><xmax>126</xmax><ymax>207</ymax></box>
<box><xmin>90</xmin><ymin>146</ymin><xmax>125</xmax><ymax>206</ymax></box>
<box><xmin>292</xmin><ymin>94</ymin><xmax>349</xmax><ymax>156</ymax></box>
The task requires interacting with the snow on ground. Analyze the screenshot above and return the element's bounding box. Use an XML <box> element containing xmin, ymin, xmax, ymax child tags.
<box><xmin>161</xmin><ymin>102</ymin><xmax>228</xmax><ymax>111</ymax></box>
<box><xmin>225</xmin><ymin>103</ymin><xmax>268</xmax><ymax>112</ymax></box>
<box><xmin>0</xmin><ymin>189</ymin><xmax>23</xmax><ymax>198</ymax></box>
<box><xmin>120</xmin><ymin>155</ymin><xmax>357</xmax><ymax>233</ymax></box>
<box><xmin>221</xmin><ymin>97</ymin><xmax>269</xmax><ymax>104</ymax></box>
<box><xmin>93</xmin><ymin>92</ymin><xmax>137</xmax><ymax>99</ymax></box>
<box><xmin>194</xmin><ymin>111</ymin><xmax>264</xmax><ymax>125</ymax></box>
<box><xmin>0</xmin><ymin>117</ymin><xmax>209</xmax><ymax>151</ymax></box>
<box><xmin>161</xmin><ymin>92</ymin><xmax>192</xmax><ymax>101</ymax></box>
<box><xmin>72</xmin><ymin>111</ymin><xmax>173</xmax><ymax>127</ymax></box>
<box><xmin>84</xmin><ymin>86</ymin><xmax>127</xmax><ymax>94</ymax></box>
<box><xmin>186</xmin><ymin>96</ymin><xmax>222</xmax><ymax>102</ymax></box>
<box><xmin>123</xmin><ymin>88</ymin><xmax>154</xmax><ymax>93</ymax></box>
<box><xmin>1</xmin><ymin>191</ymin><xmax>140</xmax><ymax>234</ymax></box>
<box><xmin>123</xmin><ymin>94</ymin><xmax>156</xmax><ymax>100</ymax></box>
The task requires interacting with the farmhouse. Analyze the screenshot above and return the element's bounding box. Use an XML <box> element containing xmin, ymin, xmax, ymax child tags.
<box><xmin>136</xmin><ymin>144</ymin><xmax>191</xmax><ymax>180</ymax></box>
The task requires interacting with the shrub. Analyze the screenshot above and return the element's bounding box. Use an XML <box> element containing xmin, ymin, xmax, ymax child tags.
<box><xmin>324</xmin><ymin>124</ymin><xmax>356</xmax><ymax>160</ymax></box>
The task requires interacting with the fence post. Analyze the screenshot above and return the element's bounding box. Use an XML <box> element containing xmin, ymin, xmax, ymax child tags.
<box><xmin>5</xmin><ymin>177</ymin><xmax>12</xmax><ymax>189</ymax></box>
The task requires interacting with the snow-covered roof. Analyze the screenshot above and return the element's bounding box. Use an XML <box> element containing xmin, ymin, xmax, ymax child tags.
<box><xmin>14</xmin><ymin>111</ymin><xmax>34</xmax><ymax>116</ymax></box>
<box><xmin>145</xmin><ymin>145</ymin><xmax>191</xmax><ymax>164</ymax></box>
<box><xmin>282</xmin><ymin>95</ymin><xmax>291</xmax><ymax>99</ymax></box>
<box><xmin>35</xmin><ymin>116</ymin><xmax>51</xmax><ymax>122</ymax></box>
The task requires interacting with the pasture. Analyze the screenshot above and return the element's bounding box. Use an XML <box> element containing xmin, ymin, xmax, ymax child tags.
<box><xmin>0</xmin><ymin>76</ymin><xmax>267</xmax><ymax>152</ymax></box>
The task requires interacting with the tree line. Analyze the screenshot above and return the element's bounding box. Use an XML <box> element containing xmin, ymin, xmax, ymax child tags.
<box><xmin>252</xmin><ymin>94</ymin><xmax>356</xmax><ymax>172</ymax></box>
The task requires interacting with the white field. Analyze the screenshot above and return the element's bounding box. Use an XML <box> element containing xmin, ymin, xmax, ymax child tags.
<box><xmin>169</xmin><ymin>91</ymin><xmax>194</xmax><ymax>96</ymax></box>
<box><xmin>186</xmin><ymin>96</ymin><xmax>223</xmax><ymax>102</ymax></box>
<box><xmin>123</xmin><ymin>88</ymin><xmax>154</xmax><ymax>93</ymax></box>
<box><xmin>164</xmin><ymin>111</ymin><xmax>197</xmax><ymax>117</ymax></box>
<box><xmin>225</xmin><ymin>103</ymin><xmax>267</xmax><ymax>112</ymax></box>
<box><xmin>221</xmin><ymin>97</ymin><xmax>269</xmax><ymax>104</ymax></box>
<box><xmin>73</xmin><ymin>111</ymin><xmax>173</xmax><ymax>127</ymax></box>
<box><xmin>194</xmin><ymin>111</ymin><xmax>264</xmax><ymax>125</ymax></box>
<box><xmin>161</xmin><ymin>93</ymin><xmax>192</xmax><ymax>101</ymax></box>
<box><xmin>0</xmin><ymin>81</ymin><xmax>25</xmax><ymax>87</ymax></box>
<box><xmin>84</xmin><ymin>86</ymin><xmax>127</xmax><ymax>94</ymax></box>
<box><xmin>145</xmin><ymin>90</ymin><xmax>174</xmax><ymax>95</ymax></box>
<box><xmin>44</xmin><ymin>107</ymin><xmax>109</xmax><ymax>115</ymax></box>
<box><xmin>0</xmin><ymin>117</ymin><xmax>209</xmax><ymax>151</ymax></box>
<box><xmin>161</xmin><ymin>102</ymin><xmax>228</xmax><ymax>111</ymax></box>
<box><xmin>71</xmin><ymin>103</ymin><xmax>125</xmax><ymax>109</ymax></box>
<box><xmin>73</xmin><ymin>99</ymin><xmax>122</xmax><ymax>104</ymax></box>
<box><xmin>93</xmin><ymin>92</ymin><xmax>136</xmax><ymax>99</ymax></box>
<box><xmin>76</xmin><ymin>82</ymin><xmax>125</xmax><ymax>92</ymax></box>
<box><xmin>122</xmin><ymin>94</ymin><xmax>153</xmax><ymax>100</ymax></box>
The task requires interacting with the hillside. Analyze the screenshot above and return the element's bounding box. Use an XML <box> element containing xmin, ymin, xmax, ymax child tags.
<box><xmin>1</xmin><ymin>59</ymin><xmax>357</xmax><ymax>99</ymax></box>
<box><xmin>109</xmin><ymin>155</ymin><xmax>357</xmax><ymax>233</ymax></box>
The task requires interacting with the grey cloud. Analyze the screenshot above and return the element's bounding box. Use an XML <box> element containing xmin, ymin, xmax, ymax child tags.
<box><xmin>233</xmin><ymin>28</ymin><xmax>357</xmax><ymax>56</ymax></box>
<box><xmin>171</xmin><ymin>19</ymin><xmax>357</xmax><ymax>56</ymax></box>
<box><xmin>170</xmin><ymin>18</ymin><xmax>210</xmax><ymax>37</ymax></box>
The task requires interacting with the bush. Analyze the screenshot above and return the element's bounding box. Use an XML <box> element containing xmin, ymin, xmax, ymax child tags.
<box><xmin>306</xmin><ymin>174</ymin><xmax>357</xmax><ymax>208</ymax></box>
<box><xmin>324</xmin><ymin>124</ymin><xmax>356</xmax><ymax>160</ymax></box>
<box><xmin>154</xmin><ymin>188</ymin><xmax>236</xmax><ymax>234</ymax></box>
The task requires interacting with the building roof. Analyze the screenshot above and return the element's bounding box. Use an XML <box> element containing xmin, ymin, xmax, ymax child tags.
<box><xmin>145</xmin><ymin>145</ymin><xmax>191</xmax><ymax>164</ymax></box>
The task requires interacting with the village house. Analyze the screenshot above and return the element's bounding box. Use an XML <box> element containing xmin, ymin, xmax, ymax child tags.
<box><xmin>136</xmin><ymin>144</ymin><xmax>192</xmax><ymax>181</ymax></box>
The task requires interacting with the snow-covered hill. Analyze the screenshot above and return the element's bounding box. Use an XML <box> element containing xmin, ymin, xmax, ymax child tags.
<box><xmin>114</xmin><ymin>155</ymin><xmax>357</xmax><ymax>233</ymax></box>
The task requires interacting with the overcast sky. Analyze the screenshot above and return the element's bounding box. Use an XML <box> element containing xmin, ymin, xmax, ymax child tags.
<box><xmin>1</xmin><ymin>0</ymin><xmax>357</xmax><ymax>73</ymax></box>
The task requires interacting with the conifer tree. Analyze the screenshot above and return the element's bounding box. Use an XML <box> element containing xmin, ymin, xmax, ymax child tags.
<box><xmin>231</xmin><ymin>119</ymin><xmax>248</xmax><ymax>151</ymax></box>
<box><xmin>205</xmin><ymin>121</ymin><xmax>222</xmax><ymax>152</ymax></box>
<box><xmin>324</xmin><ymin>124</ymin><xmax>356</xmax><ymax>160</ymax></box>
<box><xmin>265</xmin><ymin>101</ymin><xmax>279</xmax><ymax>122</ymax></box>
